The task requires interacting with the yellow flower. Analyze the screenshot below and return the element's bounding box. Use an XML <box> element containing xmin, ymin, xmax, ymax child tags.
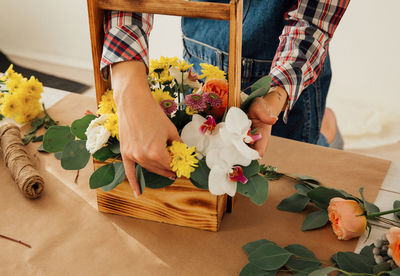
<box><xmin>198</xmin><ymin>63</ymin><xmax>226</xmax><ymax>81</ymax></box>
<box><xmin>104</xmin><ymin>113</ymin><xmax>119</xmax><ymax>139</ymax></box>
<box><xmin>25</xmin><ymin>76</ymin><xmax>43</xmax><ymax>98</ymax></box>
<box><xmin>151</xmin><ymin>88</ymin><xmax>174</xmax><ymax>104</ymax></box>
<box><xmin>176</xmin><ymin>60</ymin><xmax>193</xmax><ymax>72</ymax></box>
<box><xmin>168</xmin><ymin>141</ymin><xmax>198</xmax><ymax>178</ymax></box>
<box><xmin>150</xmin><ymin>56</ymin><xmax>179</xmax><ymax>72</ymax></box>
<box><xmin>98</xmin><ymin>89</ymin><xmax>117</xmax><ymax>115</ymax></box>
<box><xmin>1</xmin><ymin>94</ymin><xmax>20</xmax><ymax>118</ymax></box>
<box><xmin>1</xmin><ymin>64</ymin><xmax>15</xmax><ymax>81</ymax></box>
<box><xmin>185</xmin><ymin>106</ymin><xmax>198</xmax><ymax>115</ymax></box>
<box><xmin>5</xmin><ymin>77</ymin><xmax>25</xmax><ymax>93</ymax></box>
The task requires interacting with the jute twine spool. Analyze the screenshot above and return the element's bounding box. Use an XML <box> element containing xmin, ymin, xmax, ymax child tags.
<box><xmin>0</xmin><ymin>123</ymin><xmax>44</xmax><ymax>199</ymax></box>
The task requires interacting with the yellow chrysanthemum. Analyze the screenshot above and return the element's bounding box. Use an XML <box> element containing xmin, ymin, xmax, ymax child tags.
<box><xmin>1</xmin><ymin>64</ymin><xmax>15</xmax><ymax>81</ymax></box>
<box><xmin>0</xmin><ymin>93</ymin><xmax>5</xmax><ymax>105</ymax></box>
<box><xmin>198</xmin><ymin>63</ymin><xmax>226</xmax><ymax>81</ymax></box>
<box><xmin>104</xmin><ymin>113</ymin><xmax>119</xmax><ymax>139</ymax></box>
<box><xmin>150</xmin><ymin>56</ymin><xmax>179</xmax><ymax>73</ymax></box>
<box><xmin>1</xmin><ymin>94</ymin><xmax>21</xmax><ymax>118</ymax></box>
<box><xmin>151</xmin><ymin>88</ymin><xmax>174</xmax><ymax>104</ymax></box>
<box><xmin>185</xmin><ymin>106</ymin><xmax>198</xmax><ymax>115</ymax></box>
<box><xmin>176</xmin><ymin>60</ymin><xmax>193</xmax><ymax>72</ymax></box>
<box><xmin>5</xmin><ymin>77</ymin><xmax>24</xmax><ymax>93</ymax></box>
<box><xmin>25</xmin><ymin>76</ymin><xmax>43</xmax><ymax>98</ymax></box>
<box><xmin>98</xmin><ymin>89</ymin><xmax>117</xmax><ymax>115</ymax></box>
<box><xmin>158</xmin><ymin>70</ymin><xmax>175</xmax><ymax>84</ymax></box>
<box><xmin>168</xmin><ymin>141</ymin><xmax>198</xmax><ymax>178</ymax></box>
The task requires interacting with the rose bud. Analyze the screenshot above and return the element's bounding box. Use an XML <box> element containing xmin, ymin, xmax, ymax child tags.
<box><xmin>386</xmin><ymin>227</ymin><xmax>400</xmax><ymax>266</ymax></box>
<box><xmin>327</xmin><ymin>197</ymin><xmax>367</xmax><ymax>240</ymax></box>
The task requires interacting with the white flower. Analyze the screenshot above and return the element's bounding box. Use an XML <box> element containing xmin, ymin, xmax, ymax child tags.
<box><xmin>181</xmin><ymin>114</ymin><xmax>223</xmax><ymax>157</ymax></box>
<box><xmin>169</xmin><ymin>67</ymin><xmax>202</xmax><ymax>90</ymax></box>
<box><xmin>85</xmin><ymin>114</ymin><xmax>111</xmax><ymax>154</ymax></box>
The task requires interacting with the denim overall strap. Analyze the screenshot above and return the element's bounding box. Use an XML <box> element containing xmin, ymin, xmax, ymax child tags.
<box><xmin>182</xmin><ymin>0</ymin><xmax>332</xmax><ymax>144</ymax></box>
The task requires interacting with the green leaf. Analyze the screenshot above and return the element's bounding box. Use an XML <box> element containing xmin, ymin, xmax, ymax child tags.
<box><xmin>307</xmin><ymin>187</ymin><xmax>346</xmax><ymax>209</ymax></box>
<box><xmin>54</xmin><ymin>152</ymin><xmax>62</xmax><ymax>160</ymax></box>
<box><xmin>71</xmin><ymin>114</ymin><xmax>97</xmax><ymax>140</ymax></box>
<box><xmin>284</xmin><ymin>244</ymin><xmax>321</xmax><ymax>273</ymax></box>
<box><xmin>190</xmin><ymin>158</ymin><xmax>209</xmax><ymax>189</ymax></box>
<box><xmin>308</xmin><ymin>267</ymin><xmax>337</xmax><ymax>276</ymax></box>
<box><xmin>292</xmin><ymin>174</ymin><xmax>321</xmax><ymax>186</ymax></box>
<box><xmin>101</xmin><ymin>162</ymin><xmax>125</xmax><ymax>191</ymax></box>
<box><xmin>136</xmin><ymin>165</ymin><xmax>146</xmax><ymax>194</ymax></box>
<box><xmin>243</xmin><ymin>239</ymin><xmax>276</xmax><ymax>255</ymax></box>
<box><xmin>301</xmin><ymin>209</ymin><xmax>329</xmax><ymax>231</ymax></box>
<box><xmin>359</xmin><ymin>187</ymin><xmax>380</xmax><ymax>214</ymax></box>
<box><xmin>336</xmin><ymin>252</ymin><xmax>373</xmax><ymax>273</ymax></box>
<box><xmin>239</xmin><ymin>263</ymin><xmax>276</xmax><ymax>276</ymax></box>
<box><xmin>277</xmin><ymin>193</ymin><xmax>310</xmax><ymax>213</ymax></box>
<box><xmin>37</xmin><ymin>143</ymin><xmax>48</xmax><ymax>153</ymax></box>
<box><xmin>248</xmin><ymin>244</ymin><xmax>292</xmax><ymax>271</ymax></box>
<box><xmin>22</xmin><ymin>133</ymin><xmax>35</xmax><ymax>145</ymax></box>
<box><xmin>386</xmin><ymin>268</ymin><xmax>400</xmax><ymax>276</ymax></box>
<box><xmin>90</xmin><ymin>163</ymin><xmax>115</xmax><ymax>189</ymax></box>
<box><xmin>394</xmin><ymin>200</ymin><xmax>400</xmax><ymax>219</ymax></box>
<box><xmin>93</xmin><ymin>146</ymin><xmax>118</xmax><ymax>162</ymax></box>
<box><xmin>32</xmin><ymin>135</ymin><xmax>43</xmax><ymax>142</ymax></box>
<box><xmin>109</xmin><ymin>140</ymin><xmax>120</xmax><ymax>154</ymax></box>
<box><xmin>61</xmin><ymin>140</ymin><xmax>91</xmax><ymax>170</ymax></box>
<box><xmin>237</xmin><ymin>174</ymin><xmax>268</xmax><ymax>205</ymax></box>
<box><xmin>359</xmin><ymin>244</ymin><xmax>376</xmax><ymax>266</ymax></box>
<box><xmin>0</xmin><ymin>114</ymin><xmax>4</xmax><ymax>120</ymax></box>
<box><xmin>250</xmin><ymin>75</ymin><xmax>272</xmax><ymax>93</ymax></box>
<box><xmin>294</xmin><ymin>184</ymin><xmax>313</xmax><ymax>196</ymax></box>
<box><xmin>259</xmin><ymin>165</ymin><xmax>283</xmax><ymax>181</ymax></box>
<box><xmin>43</xmin><ymin>126</ymin><xmax>75</xmax><ymax>153</ymax></box>
<box><xmin>242</xmin><ymin>160</ymin><xmax>260</xmax><ymax>177</ymax></box>
<box><xmin>373</xmin><ymin>263</ymin><xmax>392</xmax><ymax>274</ymax></box>
<box><xmin>26</xmin><ymin>117</ymin><xmax>45</xmax><ymax>135</ymax></box>
<box><xmin>142</xmin><ymin>167</ymin><xmax>174</xmax><ymax>189</ymax></box>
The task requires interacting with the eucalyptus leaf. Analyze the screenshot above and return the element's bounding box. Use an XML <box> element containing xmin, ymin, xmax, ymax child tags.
<box><xmin>359</xmin><ymin>244</ymin><xmax>376</xmax><ymax>265</ymax></box>
<box><xmin>373</xmin><ymin>263</ymin><xmax>392</xmax><ymax>274</ymax></box>
<box><xmin>336</xmin><ymin>252</ymin><xmax>374</xmax><ymax>273</ymax></box>
<box><xmin>71</xmin><ymin>114</ymin><xmax>97</xmax><ymax>140</ymax></box>
<box><xmin>277</xmin><ymin>193</ymin><xmax>310</xmax><ymax>213</ymax></box>
<box><xmin>250</xmin><ymin>75</ymin><xmax>272</xmax><ymax>93</ymax></box>
<box><xmin>394</xmin><ymin>200</ymin><xmax>400</xmax><ymax>219</ymax></box>
<box><xmin>291</xmin><ymin>174</ymin><xmax>321</xmax><ymax>186</ymax></box>
<box><xmin>142</xmin><ymin>166</ymin><xmax>174</xmax><ymax>189</ymax></box>
<box><xmin>294</xmin><ymin>184</ymin><xmax>313</xmax><ymax>196</ymax></box>
<box><xmin>248</xmin><ymin>244</ymin><xmax>292</xmax><ymax>271</ymax></box>
<box><xmin>385</xmin><ymin>268</ymin><xmax>400</xmax><ymax>276</ymax></box>
<box><xmin>136</xmin><ymin>165</ymin><xmax>146</xmax><ymax>194</ymax></box>
<box><xmin>32</xmin><ymin>135</ymin><xmax>43</xmax><ymax>142</ymax></box>
<box><xmin>61</xmin><ymin>140</ymin><xmax>91</xmax><ymax>170</ymax></box>
<box><xmin>259</xmin><ymin>165</ymin><xmax>283</xmax><ymax>181</ymax></box>
<box><xmin>241</xmin><ymin>86</ymin><xmax>269</xmax><ymax>113</ymax></box>
<box><xmin>308</xmin><ymin>267</ymin><xmax>337</xmax><ymax>276</ymax></box>
<box><xmin>101</xmin><ymin>162</ymin><xmax>126</xmax><ymax>191</ymax></box>
<box><xmin>307</xmin><ymin>187</ymin><xmax>346</xmax><ymax>209</ymax></box>
<box><xmin>93</xmin><ymin>146</ymin><xmax>118</xmax><ymax>162</ymax></box>
<box><xmin>301</xmin><ymin>209</ymin><xmax>329</xmax><ymax>231</ymax></box>
<box><xmin>239</xmin><ymin>263</ymin><xmax>276</xmax><ymax>276</ymax></box>
<box><xmin>284</xmin><ymin>244</ymin><xmax>321</xmax><ymax>273</ymax></box>
<box><xmin>242</xmin><ymin>160</ymin><xmax>260</xmax><ymax>177</ymax></box>
<box><xmin>190</xmin><ymin>158</ymin><xmax>209</xmax><ymax>189</ymax></box>
<box><xmin>37</xmin><ymin>143</ymin><xmax>48</xmax><ymax>153</ymax></box>
<box><xmin>109</xmin><ymin>140</ymin><xmax>120</xmax><ymax>154</ymax></box>
<box><xmin>359</xmin><ymin>187</ymin><xmax>380</xmax><ymax>214</ymax></box>
<box><xmin>43</xmin><ymin>126</ymin><xmax>75</xmax><ymax>153</ymax></box>
<box><xmin>243</xmin><ymin>239</ymin><xmax>276</xmax><ymax>255</ymax></box>
<box><xmin>237</xmin><ymin>174</ymin><xmax>268</xmax><ymax>205</ymax></box>
<box><xmin>90</xmin><ymin>163</ymin><xmax>115</xmax><ymax>189</ymax></box>
<box><xmin>22</xmin><ymin>133</ymin><xmax>35</xmax><ymax>145</ymax></box>
<box><xmin>54</xmin><ymin>152</ymin><xmax>62</xmax><ymax>160</ymax></box>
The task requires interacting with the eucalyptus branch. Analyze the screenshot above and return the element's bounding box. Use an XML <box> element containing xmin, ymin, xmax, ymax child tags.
<box><xmin>0</xmin><ymin>233</ymin><xmax>31</xmax><ymax>248</ymax></box>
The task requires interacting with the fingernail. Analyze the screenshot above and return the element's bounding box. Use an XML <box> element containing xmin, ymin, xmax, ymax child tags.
<box><xmin>133</xmin><ymin>191</ymin><xmax>138</xmax><ymax>199</ymax></box>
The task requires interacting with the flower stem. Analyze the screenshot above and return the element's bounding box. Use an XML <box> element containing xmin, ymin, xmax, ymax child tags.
<box><xmin>0</xmin><ymin>234</ymin><xmax>31</xmax><ymax>248</ymax></box>
<box><xmin>367</xmin><ymin>208</ymin><xmax>400</xmax><ymax>218</ymax></box>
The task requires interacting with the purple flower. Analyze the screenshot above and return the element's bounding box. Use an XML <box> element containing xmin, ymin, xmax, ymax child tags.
<box><xmin>203</xmin><ymin>92</ymin><xmax>222</xmax><ymax>108</ymax></box>
<box><xmin>160</xmin><ymin>99</ymin><xmax>177</xmax><ymax>115</ymax></box>
<box><xmin>184</xmin><ymin>94</ymin><xmax>207</xmax><ymax>112</ymax></box>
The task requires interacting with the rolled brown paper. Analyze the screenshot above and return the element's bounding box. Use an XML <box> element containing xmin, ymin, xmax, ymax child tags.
<box><xmin>0</xmin><ymin>123</ymin><xmax>44</xmax><ymax>199</ymax></box>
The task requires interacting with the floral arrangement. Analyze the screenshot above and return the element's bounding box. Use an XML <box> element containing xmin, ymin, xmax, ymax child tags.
<box><xmin>0</xmin><ymin>65</ymin><xmax>57</xmax><ymax>144</ymax></box>
<box><xmin>41</xmin><ymin>57</ymin><xmax>272</xmax><ymax>204</ymax></box>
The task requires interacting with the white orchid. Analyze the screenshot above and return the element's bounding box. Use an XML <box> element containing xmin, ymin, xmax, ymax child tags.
<box><xmin>169</xmin><ymin>67</ymin><xmax>202</xmax><ymax>90</ymax></box>
<box><xmin>181</xmin><ymin>114</ymin><xmax>223</xmax><ymax>157</ymax></box>
<box><xmin>85</xmin><ymin>114</ymin><xmax>111</xmax><ymax>154</ymax></box>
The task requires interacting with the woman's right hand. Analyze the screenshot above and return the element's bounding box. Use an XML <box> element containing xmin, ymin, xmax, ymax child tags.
<box><xmin>111</xmin><ymin>61</ymin><xmax>181</xmax><ymax>197</ymax></box>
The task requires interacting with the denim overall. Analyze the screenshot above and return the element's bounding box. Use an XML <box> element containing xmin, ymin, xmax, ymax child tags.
<box><xmin>181</xmin><ymin>0</ymin><xmax>331</xmax><ymax>145</ymax></box>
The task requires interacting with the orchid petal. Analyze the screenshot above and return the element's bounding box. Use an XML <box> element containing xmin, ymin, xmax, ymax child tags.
<box><xmin>225</xmin><ymin>107</ymin><xmax>251</xmax><ymax>136</ymax></box>
<box><xmin>209</xmin><ymin>165</ymin><xmax>237</xmax><ymax>196</ymax></box>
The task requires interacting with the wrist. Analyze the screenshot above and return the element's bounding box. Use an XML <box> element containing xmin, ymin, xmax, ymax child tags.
<box><xmin>262</xmin><ymin>86</ymin><xmax>288</xmax><ymax>117</ymax></box>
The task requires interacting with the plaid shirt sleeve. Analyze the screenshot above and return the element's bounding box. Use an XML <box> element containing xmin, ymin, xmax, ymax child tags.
<box><xmin>269</xmin><ymin>0</ymin><xmax>350</xmax><ymax>121</ymax></box>
<box><xmin>100</xmin><ymin>11</ymin><xmax>153</xmax><ymax>79</ymax></box>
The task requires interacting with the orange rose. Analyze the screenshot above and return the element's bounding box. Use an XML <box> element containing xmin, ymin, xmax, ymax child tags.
<box><xmin>202</xmin><ymin>79</ymin><xmax>228</xmax><ymax>120</ymax></box>
<box><xmin>327</xmin><ymin>197</ymin><xmax>367</xmax><ymax>240</ymax></box>
<box><xmin>386</xmin><ymin>227</ymin><xmax>400</xmax><ymax>266</ymax></box>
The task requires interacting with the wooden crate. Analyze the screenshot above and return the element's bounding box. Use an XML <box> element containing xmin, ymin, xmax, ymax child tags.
<box><xmin>95</xmin><ymin>162</ymin><xmax>228</xmax><ymax>231</ymax></box>
<box><xmin>87</xmin><ymin>0</ymin><xmax>243</xmax><ymax>231</ymax></box>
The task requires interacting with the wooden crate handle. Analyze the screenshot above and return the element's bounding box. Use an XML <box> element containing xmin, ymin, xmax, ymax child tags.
<box><xmin>87</xmin><ymin>0</ymin><xmax>243</xmax><ymax>108</ymax></box>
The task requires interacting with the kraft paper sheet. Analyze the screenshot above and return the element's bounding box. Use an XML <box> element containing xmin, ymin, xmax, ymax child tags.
<box><xmin>0</xmin><ymin>94</ymin><xmax>391</xmax><ymax>275</ymax></box>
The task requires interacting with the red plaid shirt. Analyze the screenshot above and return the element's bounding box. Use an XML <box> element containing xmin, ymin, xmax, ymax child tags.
<box><xmin>101</xmin><ymin>0</ymin><xmax>350</xmax><ymax>117</ymax></box>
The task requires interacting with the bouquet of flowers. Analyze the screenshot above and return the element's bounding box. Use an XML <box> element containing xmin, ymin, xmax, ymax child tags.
<box><xmin>42</xmin><ymin>57</ymin><xmax>272</xmax><ymax>205</ymax></box>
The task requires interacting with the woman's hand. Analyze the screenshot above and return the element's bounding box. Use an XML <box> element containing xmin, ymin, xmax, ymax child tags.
<box><xmin>111</xmin><ymin>61</ymin><xmax>181</xmax><ymax>197</ymax></box>
<box><xmin>247</xmin><ymin>86</ymin><xmax>288</xmax><ymax>157</ymax></box>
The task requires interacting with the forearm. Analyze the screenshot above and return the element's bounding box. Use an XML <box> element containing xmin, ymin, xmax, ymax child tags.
<box><xmin>262</xmin><ymin>86</ymin><xmax>288</xmax><ymax>118</ymax></box>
